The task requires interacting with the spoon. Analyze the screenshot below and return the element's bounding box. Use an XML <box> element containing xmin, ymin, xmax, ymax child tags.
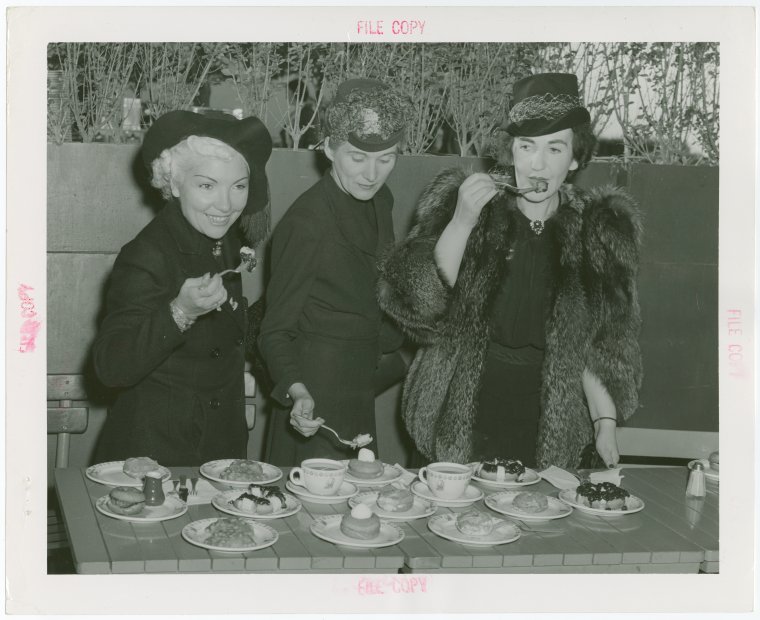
<box><xmin>218</xmin><ymin>246</ymin><xmax>257</xmax><ymax>277</ymax></box>
<box><xmin>320</xmin><ymin>424</ymin><xmax>373</xmax><ymax>450</ymax></box>
<box><xmin>491</xmin><ymin>178</ymin><xmax>549</xmax><ymax>194</ymax></box>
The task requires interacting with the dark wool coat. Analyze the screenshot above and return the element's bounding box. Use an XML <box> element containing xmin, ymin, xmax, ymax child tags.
<box><xmin>93</xmin><ymin>201</ymin><xmax>248</xmax><ymax>467</ymax></box>
<box><xmin>378</xmin><ymin>168</ymin><xmax>643</xmax><ymax>469</ymax></box>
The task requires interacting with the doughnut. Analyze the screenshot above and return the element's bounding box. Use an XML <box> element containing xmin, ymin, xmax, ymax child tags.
<box><xmin>512</xmin><ymin>491</ymin><xmax>549</xmax><ymax>514</ymax></box>
<box><xmin>476</xmin><ymin>458</ymin><xmax>526</xmax><ymax>482</ymax></box>
<box><xmin>348</xmin><ymin>448</ymin><xmax>384</xmax><ymax>479</ymax></box>
<box><xmin>708</xmin><ymin>451</ymin><xmax>719</xmax><ymax>472</ymax></box>
<box><xmin>376</xmin><ymin>485</ymin><xmax>414</xmax><ymax>512</ymax></box>
<box><xmin>340</xmin><ymin>504</ymin><xmax>381</xmax><ymax>540</ymax></box>
<box><xmin>575</xmin><ymin>481</ymin><xmax>630</xmax><ymax>510</ymax></box>
<box><xmin>231</xmin><ymin>485</ymin><xmax>286</xmax><ymax>515</ymax></box>
<box><xmin>123</xmin><ymin>456</ymin><xmax>160</xmax><ymax>480</ymax></box>
<box><xmin>455</xmin><ymin>510</ymin><xmax>494</xmax><ymax>536</ymax></box>
<box><xmin>107</xmin><ymin>486</ymin><xmax>145</xmax><ymax>515</ymax></box>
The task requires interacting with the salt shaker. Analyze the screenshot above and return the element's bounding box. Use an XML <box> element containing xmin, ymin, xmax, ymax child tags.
<box><xmin>686</xmin><ymin>461</ymin><xmax>706</xmax><ymax>498</ymax></box>
<box><xmin>143</xmin><ymin>470</ymin><xmax>166</xmax><ymax>506</ymax></box>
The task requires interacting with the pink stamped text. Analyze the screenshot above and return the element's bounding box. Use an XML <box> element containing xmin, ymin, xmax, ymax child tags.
<box><xmin>18</xmin><ymin>284</ymin><xmax>41</xmax><ymax>353</ymax></box>
<box><xmin>357</xmin><ymin>19</ymin><xmax>426</xmax><ymax>36</ymax></box>
<box><xmin>357</xmin><ymin>575</ymin><xmax>428</xmax><ymax>596</ymax></box>
<box><xmin>727</xmin><ymin>308</ymin><xmax>744</xmax><ymax>378</ymax></box>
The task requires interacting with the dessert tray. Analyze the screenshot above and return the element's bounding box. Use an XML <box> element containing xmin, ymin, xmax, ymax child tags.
<box><xmin>95</xmin><ymin>494</ymin><xmax>187</xmax><ymax>522</ymax></box>
<box><xmin>212</xmin><ymin>489</ymin><xmax>302</xmax><ymax>520</ymax></box>
<box><xmin>285</xmin><ymin>480</ymin><xmax>358</xmax><ymax>504</ymax></box>
<box><xmin>342</xmin><ymin>462</ymin><xmax>403</xmax><ymax>487</ymax></box>
<box><xmin>309</xmin><ymin>514</ymin><xmax>404</xmax><ymax>548</ymax></box>
<box><xmin>411</xmin><ymin>481</ymin><xmax>484</xmax><ymax>508</ymax></box>
<box><xmin>86</xmin><ymin>461</ymin><xmax>171</xmax><ymax>488</ymax></box>
<box><xmin>200</xmin><ymin>459</ymin><xmax>283</xmax><ymax>488</ymax></box>
<box><xmin>558</xmin><ymin>489</ymin><xmax>645</xmax><ymax>516</ymax></box>
<box><xmin>427</xmin><ymin>513</ymin><xmax>521</xmax><ymax>546</ymax></box>
<box><xmin>485</xmin><ymin>490</ymin><xmax>572</xmax><ymax>520</ymax></box>
<box><xmin>348</xmin><ymin>491</ymin><xmax>436</xmax><ymax>521</ymax></box>
<box><xmin>468</xmin><ymin>463</ymin><xmax>541</xmax><ymax>490</ymax></box>
<box><xmin>181</xmin><ymin>518</ymin><xmax>279</xmax><ymax>552</ymax></box>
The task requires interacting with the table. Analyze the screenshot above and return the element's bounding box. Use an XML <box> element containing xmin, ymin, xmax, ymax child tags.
<box><xmin>54</xmin><ymin>466</ymin><xmax>718</xmax><ymax>574</ymax></box>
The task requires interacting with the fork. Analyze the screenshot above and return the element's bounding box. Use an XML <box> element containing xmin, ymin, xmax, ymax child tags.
<box><xmin>190</xmin><ymin>477</ymin><xmax>199</xmax><ymax>496</ymax></box>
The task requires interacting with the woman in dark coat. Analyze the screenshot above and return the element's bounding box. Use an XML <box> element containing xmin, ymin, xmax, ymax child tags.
<box><xmin>378</xmin><ymin>73</ymin><xmax>643</xmax><ymax>470</ymax></box>
<box><xmin>259</xmin><ymin>79</ymin><xmax>411</xmax><ymax>464</ymax></box>
<box><xmin>93</xmin><ymin>110</ymin><xmax>272</xmax><ymax>467</ymax></box>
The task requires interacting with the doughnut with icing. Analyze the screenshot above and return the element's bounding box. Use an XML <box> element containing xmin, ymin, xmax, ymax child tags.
<box><xmin>575</xmin><ymin>481</ymin><xmax>630</xmax><ymax>510</ymax></box>
<box><xmin>231</xmin><ymin>485</ymin><xmax>287</xmax><ymax>515</ymax></box>
<box><xmin>512</xmin><ymin>491</ymin><xmax>549</xmax><ymax>514</ymax></box>
<box><xmin>476</xmin><ymin>458</ymin><xmax>526</xmax><ymax>482</ymax></box>
<box><xmin>376</xmin><ymin>485</ymin><xmax>414</xmax><ymax>512</ymax></box>
<box><xmin>455</xmin><ymin>510</ymin><xmax>494</xmax><ymax>536</ymax></box>
<box><xmin>340</xmin><ymin>504</ymin><xmax>381</xmax><ymax>540</ymax></box>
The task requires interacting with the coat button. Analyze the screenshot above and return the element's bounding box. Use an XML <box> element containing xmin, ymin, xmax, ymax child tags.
<box><xmin>209</xmin><ymin>399</ymin><xmax>221</xmax><ymax>409</ymax></box>
<box><xmin>210</xmin><ymin>348</ymin><xmax>221</xmax><ymax>358</ymax></box>
<box><xmin>237</xmin><ymin>338</ymin><xmax>244</xmax><ymax>346</ymax></box>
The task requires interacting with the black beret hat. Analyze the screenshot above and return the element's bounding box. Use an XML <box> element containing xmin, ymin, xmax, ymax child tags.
<box><xmin>507</xmin><ymin>73</ymin><xmax>591</xmax><ymax>137</ymax></box>
<box><xmin>142</xmin><ymin>110</ymin><xmax>273</xmax><ymax>214</ymax></box>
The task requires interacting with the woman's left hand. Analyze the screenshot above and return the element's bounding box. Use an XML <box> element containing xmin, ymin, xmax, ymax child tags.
<box><xmin>594</xmin><ymin>420</ymin><xmax>620</xmax><ymax>468</ymax></box>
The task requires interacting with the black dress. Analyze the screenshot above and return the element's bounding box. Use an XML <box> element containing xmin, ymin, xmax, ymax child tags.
<box><xmin>472</xmin><ymin>205</ymin><xmax>557</xmax><ymax>467</ymax></box>
<box><xmin>260</xmin><ymin>173</ymin><xmax>397</xmax><ymax>465</ymax></box>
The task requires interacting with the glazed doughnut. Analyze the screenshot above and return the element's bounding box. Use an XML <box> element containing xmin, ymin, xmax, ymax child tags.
<box><xmin>123</xmin><ymin>456</ymin><xmax>160</xmax><ymax>480</ymax></box>
<box><xmin>107</xmin><ymin>486</ymin><xmax>146</xmax><ymax>515</ymax></box>
<box><xmin>348</xmin><ymin>448</ymin><xmax>384</xmax><ymax>479</ymax></box>
<box><xmin>376</xmin><ymin>485</ymin><xmax>414</xmax><ymax>512</ymax></box>
<box><xmin>513</xmin><ymin>491</ymin><xmax>549</xmax><ymax>514</ymax></box>
<box><xmin>455</xmin><ymin>510</ymin><xmax>494</xmax><ymax>536</ymax></box>
<box><xmin>476</xmin><ymin>458</ymin><xmax>526</xmax><ymax>482</ymax></box>
<box><xmin>340</xmin><ymin>504</ymin><xmax>381</xmax><ymax>540</ymax></box>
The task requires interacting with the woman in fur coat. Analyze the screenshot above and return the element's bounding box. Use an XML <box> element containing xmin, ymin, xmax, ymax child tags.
<box><xmin>378</xmin><ymin>73</ymin><xmax>642</xmax><ymax>470</ymax></box>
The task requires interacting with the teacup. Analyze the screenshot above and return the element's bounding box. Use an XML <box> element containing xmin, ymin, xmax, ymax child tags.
<box><xmin>418</xmin><ymin>462</ymin><xmax>473</xmax><ymax>500</ymax></box>
<box><xmin>289</xmin><ymin>458</ymin><xmax>346</xmax><ymax>496</ymax></box>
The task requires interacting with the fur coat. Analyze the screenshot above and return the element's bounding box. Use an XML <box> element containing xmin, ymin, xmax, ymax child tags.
<box><xmin>378</xmin><ymin>168</ymin><xmax>643</xmax><ymax>469</ymax></box>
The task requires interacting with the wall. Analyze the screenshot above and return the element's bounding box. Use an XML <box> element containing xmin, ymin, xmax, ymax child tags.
<box><xmin>47</xmin><ymin>144</ymin><xmax>718</xmax><ymax>479</ymax></box>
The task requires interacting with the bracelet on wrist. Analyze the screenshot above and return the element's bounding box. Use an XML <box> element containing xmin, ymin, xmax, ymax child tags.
<box><xmin>592</xmin><ymin>416</ymin><xmax>617</xmax><ymax>425</ymax></box>
<box><xmin>170</xmin><ymin>299</ymin><xmax>195</xmax><ymax>333</ymax></box>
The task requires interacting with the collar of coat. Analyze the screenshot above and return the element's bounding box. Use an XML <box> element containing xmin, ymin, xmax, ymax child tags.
<box><xmin>164</xmin><ymin>199</ymin><xmax>241</xmax><ymax>257</ymax></box>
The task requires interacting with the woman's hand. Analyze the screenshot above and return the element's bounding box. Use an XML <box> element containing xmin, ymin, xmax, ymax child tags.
<box><xmin>451</xmin><ymin>173</ymin><xmax>499</xmax><ymax>230</ymax></box>
<box><xmin>287</xmin><ymin>382</ymin><xmax>324</xmax><ymax>437</ymax></box>
<box><xmin>594</xmin><ymin>419</ymin><xmax>620</xmax><ymax>468</ymax></box>
<box><xmin>174</xmin><ymin>273</ymin><xmax>228</xmax><ymax>318</ymax></box>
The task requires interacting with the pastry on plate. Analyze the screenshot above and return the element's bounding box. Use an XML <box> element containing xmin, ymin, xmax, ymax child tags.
<box><xmin>376</xmin><ymin>485</ymin><xmax>414</xmax><ymax>512</ymax></box>
<box><xmin>340</xmin><ymin>504</ymin><xmax>381</xmax><ymax>540</ymax></box>
<box><xmin>204</xmin><ymin>517</ymin><xmax>258</xmax><ymax>547</ymax></box>
<box><xmin>575</xmin><ymin>481</ymin><xmax>631</xmax><ymax>510</ymax></box>
<box><xmin>455</xmin><ymin>510</ymin><xmax>494</xmax><ymax>536</ymax></box>
<box><xmin>123</xmin><ymin>456</ymin><xmax>160</xmax><ymax>480</ymax></box>
<box><xmin>476</xmin><ymin>457</ymin><xmax>526</xmax><ymax>482</ymax></box>
<box><xmin>231</xmin><ymin>485</ymin><xmax>287</xmax><ymax>515</ymax></box>
<box><xmin>348</xmin><ymin>448</ymin><xmax>384</xmax><ymax>479</ymax></box>
<box><xmin>708</xmin><ymin>451</ymin><xmax>719</xmax><ymax>472</ymax></box>
<box><xmin>219</xmin><ymin>459</ymin><xmax>265</xmax><ymax>482</ymax></box>
<box><xmin>107</xmin><ymin>486</ymin><xmax>146</xmax><ymax>515</ymax></box>
<box><xmin>512</xmin><ymin>491</ymin><xmax>549</xmax><ymax>513</ymax></box>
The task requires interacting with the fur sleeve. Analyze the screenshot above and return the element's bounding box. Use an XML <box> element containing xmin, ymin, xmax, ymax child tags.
<box><xmin>583</xmin><ymin>186</ymin><xmax>644</xmax><ymax>422</ymax></box>
<box><xmin>377</xmin><ymin>168</ymin><xmax>466</xmax><ymax>344</ymax></box>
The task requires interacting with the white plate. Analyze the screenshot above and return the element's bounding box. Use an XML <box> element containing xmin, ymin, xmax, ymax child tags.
<box><xmin>427</xmin><ymin>513</ymin><xmax>521</xmax><ymax>546</ymax></box>
<box><xmin>212</xmin><ymin>489</ymin><xmax>302</xmax><ymax>519</ymax></box>
<box><xmin>182</xmin><ymin>517</ymin><xmax>278</xmax><ymax>552</ymax></box>
<box><xmin>342</xmin><ymin>462</ymin><xmax>403</xmax><ymax>487</ymax></box>
<box><xmin>484</xmin><ymin>490</ymin><xmax>572</xmax><ymax>520</ymax></box>
<box><xmin>310</xmin><ymin>514</ymin><xmax>404</xmax><ymax>548</ymax></box>
<box><xmin>95</xmin><ymin>494</ymin><xmax>187</xmax><ymax>522</ymax></box>
<box><xmin>411</xmin><ymin>481</ymin><xmax>484</xmax><ymax>507</ymax></box>
<box><xmin>688</xmin><ymin>460</ymin><xmax>719</xmax><ymax>481</ymax></box>
<box><xmin>349</xmin><ymin>491</ymin><xmax>436</xmax><ymax>521</ymax></box>
<box><xmin>200</xmin><ymin>459</ymin><xmax>283</xmax><ymax>488</ymax></box>
<box><xmin>285</xmin><ymin>480</ymin><xmax>358</xmax><ymax>504</ymax></box>
<box><xmin>86</xmin><ymin>461</ymin><xmax>171</xmax><ymax>488</ymax></box>
<box><xmin>558</xmin><ymin>489</ymin><xmax>645</xmax><ymax>516</ymax></box>
<box><xmin>468</xmin><ymin>463</ymin><xmax>541</xmax><ymax>489</ymax></box>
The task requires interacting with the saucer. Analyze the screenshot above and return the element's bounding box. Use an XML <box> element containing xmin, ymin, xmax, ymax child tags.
<box><xmin>212</xmin><ymin>489</ymin><xmax>302</xmax><ymax>520</ymax></box>
<box><xmin>95</xmin><ymin>494</ymin><xmax>186</xmax><ymax>522</ymax></box>
<box><xmin>310</xmin><ymin>514</ymin><xmax>404</xmax><ymax>548</ymax></box>
<box><xmin>285</xmin><ymin>480</ymin><xmax>358</xmax><ymax>504</ymax></box>
<box><xmin>86</xmin><ymin>461</ymin><xmax>171</xmax><ymax>488</ymax></box>
<box><xmin>349</xmin><ymin>491</ymin><xmax>436</xmax><ymax>521</ymax></box>
<box><xmin>427</xmin><ymin>513</ymin><xmax>520</xmax><ymax>546</ymax></box>
<box><xmin>411</xmin><ymin>481</ymin><xmax>483</xmax><ymax>507</ymax></box>
<box><xmin>485</xmin><ymin>490</ymin><xmax>572</xmax><ymax>520</ymax></box>
<box><xmin>182</xmin><ymin>518</ymin><xmax>278</xmax><ymax>552</ymax></box>
<box><xmin>558</xmin><ymin>489</ymin><xmax>645</xmax><ymax>516</ymax></box>
<box><xmin>200</xmin><ymin>459</ymin><xmax>283</xmax><ymax>488</ymax></box>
